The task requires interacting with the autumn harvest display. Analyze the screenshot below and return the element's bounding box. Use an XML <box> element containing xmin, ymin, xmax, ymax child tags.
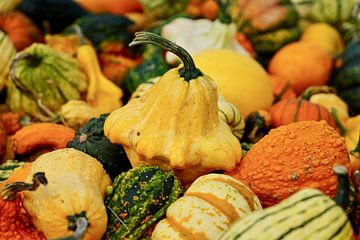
<box><xmin>0</xmin><ymin>0</ymin><xmax>360</xmax><ymax>240</ymax></box>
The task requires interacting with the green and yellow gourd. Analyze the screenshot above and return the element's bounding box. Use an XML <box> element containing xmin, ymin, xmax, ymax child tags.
<box><xmin>131</xmin><ymin>77</ymin><xmax>245</xmax><ymax>140</ymax></box>
<box><xmin>152</xmin><ymin>174</ymin><xmax>262</xmax><ymax>240</ymax></box>
<box><xmin>105</xmin><ymin>166</ymin><xmax>183</xmax><ymax>239</ymax></box>
<box><xmin>0</xmin><ymin>31</ymin><xmax>16</xmax><ymax>90</ymax></box>
<box><xmin>218</xmin><ymin>165</ymin><xmax>354</xmax><ymax>240</ymax></box>
<box><xmin>7</xmin><ymin>43</ymin><xmax>87</xmax><ymax>121</ymax></box>
<box><xmin>104</xmin><ymin>32</ymin><xmax>242</xmax><ymax>185</ymax></box>
<box><xmin>0</xmin><ymin>160</ymin><xmax>24</xmax><ymax>183</ymax></box>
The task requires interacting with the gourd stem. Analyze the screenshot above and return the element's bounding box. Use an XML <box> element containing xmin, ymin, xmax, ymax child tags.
<box><xmin>333</xmin><ymin>165</ymin><xmax>352</xmax><ymax>211</ymax></box>
<box><xmin>331</xmin><ymin>108</ymin><xmax>347</xmax><ymax>136</ymax></box>
<box><xmin>350</xmin><ymin>133</ymin><xmax>360</xmax><ymax>157</ymax></box>
<box><xmin>1</xmin><ymin>172</ymin><xmax>47</xmax><ymax>200</ymax></box>
<box><xmin>52</xmin><ymin>215</ymin><xmax>89</xmax><ymax>240</ymax></box>
<box><xmin>129</xmin><ymin>31</ymin><xmax>202</xmax><ymax>81</ymax></box>
<box><xmin>73</xmin><ymin>24</ymin><xmax>87</xmax><ymax>45</ymax></box>
<box><xmin>300</xmin><ymin>86</ymin><xmax>337</xmax><ymax>100</ymax></box>
<box><xmin>216</xmin><ymin>0</ymin><xmax>232</xmax><ymax>24</ymax></box>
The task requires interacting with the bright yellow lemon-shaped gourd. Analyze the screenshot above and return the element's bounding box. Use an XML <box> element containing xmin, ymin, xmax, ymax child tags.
<box><xmin>193</xmin><ymin>49</ymin><xmax>273</xmax><ymax>117</ymax></box>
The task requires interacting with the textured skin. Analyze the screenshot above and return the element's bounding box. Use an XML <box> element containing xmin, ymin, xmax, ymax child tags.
<box><xmin>105</xmin><ymin>166</ymin><xmax>183</xmax><ymax>240</ymax></box>
<box><xmin>227</xmin><ymin>121</ymin><xmax>350</xmax><ymax>207</ymax></box>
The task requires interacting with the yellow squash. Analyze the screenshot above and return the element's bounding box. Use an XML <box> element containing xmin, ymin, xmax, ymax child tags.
<box><xmin>104</xmin><ymin>32</ymin><xmax>241</xmax><ymax>185</ymax></box>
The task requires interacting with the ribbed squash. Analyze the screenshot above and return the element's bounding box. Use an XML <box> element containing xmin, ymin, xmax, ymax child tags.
<box><xmin>104</xmin><ymin>32</ymin><xmax>241</xmax><ymax>185</ymax></box>
<box><xmin>131</xmin><ymin>77</ymin><xmax>245</xmax><ymax>140</ymax></box>
<box><xmin>228</xmin><ymin>120</ymin><xmax>350</xmax><ymax>207</ymax></box>
<box><xmin>0</xmin><ymin>30</ymin><xmax>16</xmax><ymax>90</ymax></box>
<box><xmin>1</xmin><ymin>148</ymin><xmax>112</xmax><ymax>240</ymax></box>
<box><xmin>219</xmin><ymin>166</ymin><xmax>353</xmax><ymax>240</ymax></box>
<box><xmin>152</xmin><ymin>174</ymin><xmax>262</xmax><ymax>240</ymax></box>
<box><xmin>7</xmin><ymin>43</ymin><xmax>87</xmax><ymax>121</ymax></box>
<box><xmin>60</xmin><ymin>100</ymin><xmax>99</xmax><ymax>130</ymax></box>
<box><xmin>67</xmin><ymin>113</ymin><xmax>132</xmax><ymax>180</ymax></box>
<box><xmin>105</xmin><ymin>166</ymin><xmax>183</xmax><ymax>239</ymax></box>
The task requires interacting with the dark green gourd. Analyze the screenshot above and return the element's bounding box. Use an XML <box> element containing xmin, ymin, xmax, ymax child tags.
<box><xmin>104</xmin><ymin>166</ymin><xmax>183</xmax><ymax>240</ymax></box>
<box><xmin>67</xmin><ymin>113</ymin><xmax>131</xmax><ymax>179</ymax></box>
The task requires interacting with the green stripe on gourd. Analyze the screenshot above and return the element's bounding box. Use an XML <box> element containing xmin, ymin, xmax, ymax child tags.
<box><xmin>0</xmin><ymin>160</ymin><xmax>24</xmax><ymax>183</ymax></box>
<box><xmin>217</xmin><ymin>165</ymin><xmax>354</xmax><ymax>240</ymax></box>
<box><xmin>131</xmin><ymin>77</ymin><xmax>245</xmax><ymax>140</ymax></box>
<box><xmin>104</xmin><ymin>166</ymin><xmax>183</xmax><ymax>240</ymax></box>
<box><xmin>0</xmin><ymin>31</ymin><xmax>16</xmax><ymax>90</ymax></box>
<box><xmin>8</xmin><ymin>43</ymin><xmax>87</xmax><ymax>121</ymax></box>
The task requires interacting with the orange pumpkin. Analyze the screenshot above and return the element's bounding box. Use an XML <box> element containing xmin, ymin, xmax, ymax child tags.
<box><xmin>270</xmin><ymin>74</ymin><xmax>297</xmax><ymax>103</ymax></box>
<box><xmin>270</xmin><ymin>98</ymin><xmax>338</xmax><ymax>130</ymax></box>
<box><xmin>227</xmin><ymin>120</ymin><xmax>350</xmax><ymax>207</ymax></box>
<box><xmin>75</xmin><ymin>0</ymin><xmax>143</xmax><ymax>14</ymax></box>
<box><xmin>0</xmin><ymin>11</ymin><xmax>43</xmax><ymax>50</ymax></box>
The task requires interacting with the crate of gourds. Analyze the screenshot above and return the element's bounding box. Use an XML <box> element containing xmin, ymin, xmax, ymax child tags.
<box><xmin>1</xmin><ymin>0</ymin><xmax>360</xmax><ymax>239</ymax></box>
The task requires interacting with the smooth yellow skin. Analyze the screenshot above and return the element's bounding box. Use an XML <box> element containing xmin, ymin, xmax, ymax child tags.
<box><xmin>152</xmin><ymin>174</ymin><xmax>262</xmax><ymax>240</ymax></box>
<box><xmin>0</xmin><ymin>31</ymin><xmax>16</xmax><ymax>89</ymax></box>
<box><xmin>77</xmin><ymin>44</ymin><xmax>123</xmax><ymax>114</ymax></box>
<box><xmin>345</xmin><ymin>115</ymin><xmax>360</xmax><ymax>151</ymax></box>
<box><xmin>309</xmin><ymin>93</ymin><xmax>349</xmax><ymax>122</ymax></box>
<box><xmin>22</xmin><ymin>148</ymin><xmax>111</xmax><ymax>240</ymax></box>
<box><xmin>301</xmin><ymin>23</ymin><xmax>344</xmax><ymax>56</ymax></box>
<box><xmin>104</xmin><ymin>68</ymin><xmax>242</xmax><ymax>184</ymax></box>
<box><xmin>193</xmin><ymin>49</ymin><xmax>273</xmax><ymax>117</ymax></box>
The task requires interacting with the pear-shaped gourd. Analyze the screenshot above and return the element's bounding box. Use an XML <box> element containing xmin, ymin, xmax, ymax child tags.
<box><xmin>104</xmin><ymin>32</ymin><xmax>242</xmax><ymax>184</ymax></box>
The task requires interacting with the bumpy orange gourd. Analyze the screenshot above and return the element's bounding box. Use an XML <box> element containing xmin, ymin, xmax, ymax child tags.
<box><xmin>0</xmin><ymin>11</ymin><xmax>43</xmax><ymax>50</ymax></box>
<box><xmin>227</xmin><ymin>120</ymin><xmax>350</xmax><ymax>207</ymax></box>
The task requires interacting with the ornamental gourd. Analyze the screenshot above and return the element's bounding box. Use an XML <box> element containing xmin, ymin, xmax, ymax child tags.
<box><xmin>1</xmin><ymin>148</ymin><xmax>112</xmax><ymax>240</ymax></box>
<box><xmin>105</xmin><ymin>166</ymin><xmax>183</xmax><ymax>239</ymax></box>
<box><xmin>7</xmin><ymin>43</ymin><xmax>87</xmax><ymax>121</ymax></box>
<box><xmin>0</xmin><ymin>31</ymin><xmax>16</xmax><ymax>90</ymax></box>
<box><xmin>152</xmin><ymin>174</ymin><xmax>262</xmax><ymax>240</ymax></box>
<box><xmin>104</xmin><ymin>32</ymin><xmax>241</xmax><ymax>185</ymax></box>
<box><xmin>219</xmin><ymin>166</ymin><xmax>354</xmax><ymax>240</ymax></box>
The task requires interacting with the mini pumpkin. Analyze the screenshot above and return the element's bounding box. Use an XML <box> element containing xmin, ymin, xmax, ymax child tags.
<box><xmin>104</xmin><ymin>32</ymin><xmax>241</xmax><ymax>185</ymax></box>
<box><xmin>227</xmin><ymin>120</ymin><xmax>350</xmax><ymax>207</ymax></box>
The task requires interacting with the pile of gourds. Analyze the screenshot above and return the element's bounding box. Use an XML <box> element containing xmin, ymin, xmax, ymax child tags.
<box><xmin>0</xmin><ymin>0</ymin><xmax>360</xmax><ymax>239</ymax></box>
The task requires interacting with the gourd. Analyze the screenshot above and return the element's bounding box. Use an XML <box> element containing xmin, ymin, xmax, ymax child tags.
<box><xmin>0</xmin><ymin>121</ymin><xmax>6</xmax><ymax>160</ymax></box>
<box><xmin>0</xmin><ymin>0</ymin><xmax>21</xmax><ymax>12</ymax></box>
<box><xmin>270</xmin><ymin>74</ymin><xmax>297</xmax><ymax>103</ymax></box>
<box><xmin>0</xmin><ymin>160</ymin><xmax>24</xmax><ymax>182</ymax></box>
<box><xmin>219</xmin><ymin>165</ymin><xmax>354</xmax><ymax>240</ymax></box>
<box><xmin>345</xmin><ymin>115</ymin><xmax>360</xmax><ymax>180</ymax></box>
<box><xmin>242</xmin><ymin>110</ymin><xmax>272</xmax><ymax>144</ymax></box>
<box><xmin>140</xmin><ymin>0</ymin><xmax>189</xmax><ymax>20</ymax></box>
<box><xmin>74</xmin><ymin>0</ymin><xmax>143</xmax><ymax>15</ymax></box>
<box><xmin>60</xmin><ymin>100</ymin><xmax>99</xmax><ymax>130</ymax></box>
<box><xmin>131</xmin><ymin>77</ymin><xmax>245</xmax><ymax>140</ymax></box>
<box><xmin>152</xmin><ymin>174</ymin><xmax>262</xmax><ymax>240</ymax></box>
<box><xmin>227</xmin><ymin>120</ymin><xmax>350</xmax><ymax>207</ymax></box>
<box><xmin>75</xmin><ymin>28</ymin><xmax>123</xmax><ymax>114</ymax></box>
<box><xmin>332</xmin><ymin>39</ymin><xmax>360</xmax><ymax>114</ymax></box>
<box><xmin>104</xmin><ymin>32</ymin><xmax>241</xmax><ymax>185</ymax></box>
<box><xmin>105</xmin><ymin>166</ymin><xmax>183</xmax><ymax>239</ymax></box>
<box><xmin>12</xmin><ymin>123</ymin><xmax>75</xmax><ymax>156</ymax></box>
<box><xmin>7</xmin><ymin>43</ymin><xmax>87</xmax><ymax>121</ymax></box>
<box><xmin>270</xmin><ymin>98</ymin><xmax>338</xmax><ymax>130</ymax></box>
<box><xmin>67</xmin><ymin>113</ymin><xmax>132</xmax><ymax>180</ymax></box>
<box><xmin>0</xmin><ymin>11</ymin><xmax>43</xmax><ymax>51</ymax></box>
<box><xmin>0</xmin><ymin>112</ymin><xmax>22</xmax><ymax>135</ymax></box>
<box><xmin>0</xmin><ymin>31</ymin><xmax>16</xmax><ymax>90</ymax></box>
<box><xmin>1</xmin><ymin>148</ymin><xmax>112</xmax><ymax>240</ymax></box>
<box><xmin>231</xmin><ymin>0</ymin><xmax>301</xmax><ymax>54</ymax></box>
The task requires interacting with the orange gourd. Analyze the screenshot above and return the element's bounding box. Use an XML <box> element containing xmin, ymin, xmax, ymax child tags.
<box><xmin>0</xmin><ymin>112</ymin><xmax>22</xmax><ymax>135</ymax></box>
<box><xmin>270</xmin><ymin>98</ymin><xmax>338</xmax><ymax>130</ymax></box>
<box><xmin>0</xmin><ymin>11</ymin><xmax>43</xmax><ymax>50</ymax></box>
<box><xmin>12</xmin><ymin>123</ymin><xmax>75</xmax><ymax>156</ymax></box>
<box><xmin>227</xmin><ymin>121</ymin><xmax>350</xmax><ymax>208</ymax></box>
<box><xmin>75</xmin><ymin>0</ymin><xmax>143</xmax><ymax>14</ymax></box>
<box><xmin>270</xmin><ymin>74</ymin><xmax>297</xmax><ymax>103</ymax></box>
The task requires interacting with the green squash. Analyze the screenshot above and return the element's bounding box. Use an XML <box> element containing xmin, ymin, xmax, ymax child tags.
<box><xmin>218</xmin><ymin>165</ymin><xmax>354</xmax><ymax>240</ymax></box>
<box><xmin>332</xmin><ymin>39</ymin><xmax>360</xmax><ymax>114</ymax></box>
<box><xmin>105</xmin><ymin>166</ymin><xmax>183</xmax><ymax>240</ymax></box>
<box><xmin>0</xmin><ymin>160</ymin><xmax>24</xmax><ymax>183</ymax></box>
<box><xmin>122</xmin><ymin>45</ymin><xmax>170</xmax><ymax>94</ymax></box>
<box><xmin>140</xmin><ymin>0</ymin><xmax>189</xmax><ymax>20</ymax></box>
<box><xmin>232</xmin><ymin>0</ymin><xmax>301</xmax><ymax>54</ymax></box>
<box><xmin>67</xmin><ymin>113</ymin><xmax>131</xmax><ymax>180</ymax></box>
<box><xmin>7</xmin><ymin>43</ymin><xmax>87</xmax><ymax>121</ymax></box>
<box><xmin>64</xmin><ymin>13</ymin><xmax>134</xmax><ymax>51</ymax></box>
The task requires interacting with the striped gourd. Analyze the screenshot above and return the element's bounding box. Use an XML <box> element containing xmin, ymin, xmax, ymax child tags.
<box><xmin>152</xmin><ymin>174</ymin><xmax>262</xmax><ymax>240</ymax></box>
<box><xmin>218</xmin><ymin>166</ymin><xmax>354</xmax><ymax>240</ymax></box>
<box><xmin>0</xmin><ymin>31</ymin><xmax>16</xmax><ymax>89</ymax></box>
<box><xmin>0</xmin><ymin>160</ymin><xmax>24</xmax><ymax>183</ymax></box>
<box><xmin>131</xmin><ymin>78</ymin><xmax>245</xmax><ymax>140</ymax></box>
<box><xmin>0</xmin><ymin>0</ymin><xmax>21</xmax><ymax>12</ymax></box>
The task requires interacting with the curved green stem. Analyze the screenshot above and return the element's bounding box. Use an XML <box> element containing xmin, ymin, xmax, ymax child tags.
<box><xmin>129</xmin><ymin>31</ymin><xmax>202</xmax><ymax>81</ymax></box>
<box><xmin>331</xmin><ymin>108</ymin><xmax>347</xmax><ymax>136</ymax></box>
<box><xmin>300</xmin><ymin>86</ymin><xmax>337</xmax><ymax>100</ymax></box>
<box><xmin>332</xmin><ymin>165</ymin><xmax>354</xmax><ymax>213</ymax></box>
<box><xmin>1</xmin><ymin>172</ymin><xmax>47</xmax><ymax>200</ymax></box>
<box><xmin>73</xmin><ymin>24</ymin><xmax>87</xmax><ymax>46</ymax></box>
<box><xmin>216</xmin><ymin>0</ymin><xmax>232</xmax><ymax>24</ymax></box>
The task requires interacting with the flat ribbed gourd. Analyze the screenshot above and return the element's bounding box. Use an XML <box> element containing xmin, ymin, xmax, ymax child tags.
<box><xmin>104</xmin><ymin>32</ymin><xmax>242</xmax><ymax>185</ymax></box>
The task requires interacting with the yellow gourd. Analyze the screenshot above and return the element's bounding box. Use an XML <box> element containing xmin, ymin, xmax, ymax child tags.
<box><xmin>104</xmin><ymin>32</ymin><xmax>241</xmax><ymax>185</ymax></box>
<box><xmin>2</xmin><ymin>148</ymin><xmax>111</xmax><ymax>240</ymax></box>
<box><xmin>345</xmin><ymin>115</ymin><xmax>360</xmax><ymax>178</ymax></box>
<box><xmin>75</xmin><ymin>27</ymin><xmax>123</xmax><ymax>114</ymax></box>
